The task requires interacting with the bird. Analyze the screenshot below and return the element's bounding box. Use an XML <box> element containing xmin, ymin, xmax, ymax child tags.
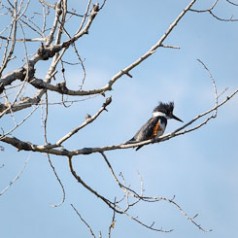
<box><xmin>127</xmin><ymin>102</ymin><xmax>183</xmax><ymax>151</ymax></box>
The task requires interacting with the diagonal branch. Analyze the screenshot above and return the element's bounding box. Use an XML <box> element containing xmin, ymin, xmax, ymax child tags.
<box><xmin>56</xmin><ymin>96</ymin><xmax>112</xmax><ymax>146</ymax></box>
<box><xmin>190</xmin><ymin>0</ymin><xmax>238</xmax><ymax>21</ymax></box>
<box><xmin>100</xmin><ymin>152</ymin><xmax>211</xmax><ymax>232</ymax></box>
<box><xmin>0</xmin><ymin>1</ymin><xmax>18</xmax><ymax>77</ymax></box>
<box><xmin>71</xmin><ymin>204</ymin><xmax>97</xmax><ymax>238</ymax></box>
<box><xmin>0</xmin><ymin>3</ymin><xmax>100</xmax><ymax>94</ymax></box>
<box><xmin>98</xmin><ymin>0</ymin><xmax>197</xmax><ymax>92</ymax></box>
<box><xmin>0</xmin><ymin>154</ymin><xmax>30</xmax><ymax>196</ymax></box>
<box><xmin>1</xmin><ymin>87</ymin><xmax>238</xmax><ymax>156</ymax></box>
<box><xmin>1</xmin><ymin>0</ymin><xmax>197</xmax><ymax>98</ymax></box>
<box><xmin>68</xmin><ymin>155</ymin><xmax>123</xmax><ymax>213</ymax></box>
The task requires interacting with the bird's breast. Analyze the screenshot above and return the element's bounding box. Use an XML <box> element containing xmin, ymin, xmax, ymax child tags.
<box><xmin>152</xmin><ymin>119</ymin><xmax>166</xmax><ymax>137</ymax></box>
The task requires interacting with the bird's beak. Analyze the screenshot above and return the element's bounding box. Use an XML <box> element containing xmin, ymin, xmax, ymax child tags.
<box><xmin>172</xmin><ymin>114</ymin><xmax>183</xmax><ymax>122</ymax></box>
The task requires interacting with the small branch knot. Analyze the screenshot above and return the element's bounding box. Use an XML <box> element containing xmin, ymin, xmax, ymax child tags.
<box><xmin>0</xmin><ymin>83</ymin><xmax>5</xmax><ymax>94</ymax></box>
<box><xmin>22</xmin><ymin>65</ymin><xmax>36</xmax><ymax>82</ymax></box>
<box><xmin>103</xmin><ymin>96</ymin><xmax>112</xmax><ymax>111</ymax></box>
<box><xmin>57</xmin><ymin>82</ymin><xmax>69</xmax><ymax>94</ymax></box>
<box><xmin>37</xmin><ymin>44</ymin><xmax>56</xmax><ymax>60</ymax></box>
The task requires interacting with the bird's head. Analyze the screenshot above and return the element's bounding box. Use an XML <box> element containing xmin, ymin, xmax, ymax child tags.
<box><xmin>153</xmin><ymin>102</ymin><xmax>183</xmax><ymax>122</ymax></box>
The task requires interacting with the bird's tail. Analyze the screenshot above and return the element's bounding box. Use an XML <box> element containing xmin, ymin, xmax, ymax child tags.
<box><xmin>125</xmin><ymin>138</ymin><xmax>143</xmax><ymax>151</ymax></box>
<box><xmin>125</xmin><ymin>137</ymin><xmax>136</xmax><ymax>144</ymax></box>
<box><xmin>135</xmin><ymin>145</ymin><xmax>143</xmax><ymax>151</ymax></box>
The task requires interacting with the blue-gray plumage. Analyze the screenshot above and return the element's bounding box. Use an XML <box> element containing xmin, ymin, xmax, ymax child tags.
<box><xmin>127</xmin><ymin>102</ymin><xmax>183</xmax><ymax>150</ymax></box>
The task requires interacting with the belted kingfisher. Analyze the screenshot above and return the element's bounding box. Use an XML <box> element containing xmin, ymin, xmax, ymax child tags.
<box><xmin>127</xmin><ymin>102</ymin><xmax>183</xmax><ymax>151</ymax></box>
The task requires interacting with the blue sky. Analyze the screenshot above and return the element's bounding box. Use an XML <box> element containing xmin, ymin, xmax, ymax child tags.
<box><xmin>1</xmin><ymin>0</ymin><xmax>238</xmax><ymax>238</ymax></box>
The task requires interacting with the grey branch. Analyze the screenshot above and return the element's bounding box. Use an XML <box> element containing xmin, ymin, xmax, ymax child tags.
<box><xmin>0</xmin><ymin>155</ymin><xmax>30</xmax><ymax>196</ymax></box>
<box><xmin>1</xmin><ymin>87</ymin><xmax>237</xmax><ymax>156</ymax></box>
<box><xmin>56</xmin><ymin>96</ymin><xmax>112</xmax><ymax>146</ymax></box>
<box><xmin>1</xmin><ymin>0</ymin><xmax>196</xmax><ymax>103</ymax></box>
<box><xmin>190</xmin><ymin>0</ymin><xmax>238</xmax><ymax>21</ymax></box>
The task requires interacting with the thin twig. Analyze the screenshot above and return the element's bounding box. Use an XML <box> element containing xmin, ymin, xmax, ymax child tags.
<box><xmin>0</xmin><ymin>153</ymin><xmax>30</xmax><ymax>196</ymax></box>
<box><xmin>68</xmin><ymin>155</ymin><xmax>122</xmax><ymax>213</ymax></box>
<box><xmin>0</xmin><ymin>105</ymin><xmax>39</xmax><ymax>139</ymax></box>
<box><xmin>42</xmin><ymin>92</ymin><xmax>65</xmax><ymax>207</ymax></box>
<box><xmin>56</xmin><ymin>96</ymin><xmax>112</xmax><ymax>146</ymax></box>
<box><xmin>197</xmin><ymin>58</ymin><xmax>218</xmax><ymax>117</ymax></box>
<box><xmin>47</xmin><ymin>153</ymin><xmax>66</xmax><ymax>207</ymax></box>
<box><xmin>226</xmin><ymin>0</ymin><xmax>238</xmax><ymax>7</ymax></box>
<box><xmin>190</xmin><ymin>0</ymin><xmax>238</xmax><ymax>21</ymax></box>
<box><xmin>71</xmin><ymin>204</ymin><xmax>97</xmax><ymax>238</ymax></box>
<box><xmin>108</xmin><ymin>197</ymin><xmax>116</xmax><ymax>238</ymax></box>
<box><xmin>1</xmin><ymin>87</ymin><xmax>238</xmax><ymax>156</ymax></box>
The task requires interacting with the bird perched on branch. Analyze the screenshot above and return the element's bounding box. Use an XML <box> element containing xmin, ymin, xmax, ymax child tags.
<box><xmin>127</xmin><ymin>102</ymin><xmax>183</xmax><ymax>151</ymax></box>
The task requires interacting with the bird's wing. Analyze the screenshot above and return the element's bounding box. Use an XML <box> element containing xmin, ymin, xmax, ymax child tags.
<box><xmin>131</xmin><ymin>117</ymin><xmax>159</xmax><ymax>141</ymax></box>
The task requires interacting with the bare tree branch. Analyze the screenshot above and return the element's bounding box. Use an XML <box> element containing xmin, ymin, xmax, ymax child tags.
<box><xmin>0</xmin><ymin>1</ymin><xmax>17</xmax><ymax>77</ymax></box>
<box><xmin>0</xmin><ymin>3</ymin><xmax>100</xmax><ymax>92</ymax></box>
<box><xmin>0</xmin><ymin>0</ymin><xmax>237</xmax><ymax>236</ymax></box>
<box><xmin>100</xmin><ymin>152</ymin><xmax>211</xmax><ymax>232</ymax></box>
<box><xmin>68</xmin><ymin>155</ymin><xmax>122</xmax><ymax>213</ymax></box>
<box><xmin>71</xmin><ymin>204</ymin><xmax>97</xmax><ymax>238</ymax></box>
<box><xmin>97</xmin><ymin>0</ymin><xmax>198</xmax><ymax>93</ymax></box>
<box><xmin>190</xmin><ymin>0</ymin><xmax>238</xmax><ymax>21</ymax></box>
<box><xmin>1</xmin><ymin>86</ymin><xmax>238</xmax><ymax>156</ymax></box>
<box><xmin>56</xmin><ymin>96</ymin><xmax>112</xmax><ymax>146</ymax></box>
<box><xmin>42</xmin><ymin>92</ymin><xmax>65</xmax><ymax>207</ymax></box>
<box><xmin>47</xmin><ymin>153</ymin><xmax>66</xmax><ymax>207</ymax></box>
<box><xmin>0</xmin><ymin>153</ymin><xmax>30</xmax><ymax>196</ymax></box>
<box><xmin>0</xmin><ymin>0</ymin><xmax>196</xmax><ymax>103</ymax></box>
<box><xmin>226</xmin><ymin>0</ymin><xmax>238</xmax><ymax>6</ymax></box>
<box><xmin>108</xmin><ymin>197</ymin><xmax>117</xmax><ymax>238</ymax></box>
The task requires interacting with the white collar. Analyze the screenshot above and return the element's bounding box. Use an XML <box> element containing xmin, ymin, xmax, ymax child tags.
<box><xmin>152</xmin><ymin>111</ymin><xmax>167</xmax><ymax>118</ymax></box>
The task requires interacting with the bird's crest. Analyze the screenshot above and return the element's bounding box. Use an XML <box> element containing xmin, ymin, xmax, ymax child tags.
<box><xmin>153</xmin><ymin>102</ymin><xmax>174</xmax><ymax>116</ymax></box>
